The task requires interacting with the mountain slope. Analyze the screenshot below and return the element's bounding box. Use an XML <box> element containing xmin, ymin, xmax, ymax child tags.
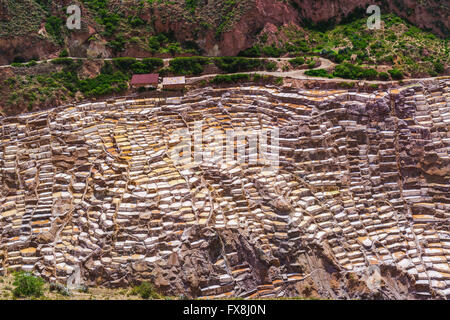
<box><xmin>0</xmin><ymin>0</ymin><xmax>448</xmax><ymax>64</ymax></box>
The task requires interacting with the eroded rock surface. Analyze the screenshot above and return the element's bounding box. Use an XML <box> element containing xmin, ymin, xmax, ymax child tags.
<box><xmin>0</xmin><ymin>80</ymin><xmax>449</xmax><ymax>299</ymax></box>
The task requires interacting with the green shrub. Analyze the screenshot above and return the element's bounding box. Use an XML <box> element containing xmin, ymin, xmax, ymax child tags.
<box><xmin>141</xmin><ymin>58</ymin><xmax>164</xmax><ymax>72</ymax></box>
<box><xmin>112</xmin><ymin>57</ymin><xmax>137</xmax><ymax>71</ymax></box>
<box><xmin>12</xmin><ymin>271</ymin><xmax>45</xmax><ymax>298</ymax></box>
<box><xmin>108</xmin><ymin>34</ymin><xmax>126</xmax><ymax>54</ymax></box>
<box><xmin>351</xmin><ymin>35</ymin><xmax>368</xmax><ymax>50</ymax></box>
<box><xmin>183</xmin><ymin>41</ymin><xmax>202</xmax><ymax>55</ymax></box>
<box><xmin>265</xmin><ymin>61</ymin><xmax>277</xmax><ymax>71</ymax></box>
<box><xmin>213</xmin><ymin>57</ymin><xmax>264</xmax><ymax>73</ymax></box>
<box><xmin>259</xmin><ymin>33</ymin><xmax>268</xmax><ymax>43</ymax></box>
<box><xmin>333</xmin><ymin>63</ymin><xmax>378</xmax><ymax>80</ymax></box>
<box><xmin>45</xmin><ymin>16</ymin><xmax>64</xmax><ymax>45</ymax></box>
<box><xmin>211</xmin><ymin>74</ymin><xmax>231</xmax><ymax>83</ymax></box>
<box><xmin>128</xmin><ymin>16</ymin><xmax>145</xmax><ymax>28</ymax></box>
<box><xmin>185</xmin><ymin>0</ymin><xmax>200</xmax><ymax>12</ymax></box>
<box><xmin>211</xmin><ymin>73</ymin><xmax>250</xmax><ymax>84</ymax></box>
<box><xmin>11</xmin><ymin>61</ymin><xmax>37</xmax><ymax>68</ymax></box>
<box><xmin>387</xmin><ymin>33</ymin><xmax>397</xmax><ymax>41</ymax></box>
<box><xmin>404</xmin><ymin>26</ymin><xmax>421</xmax><ymax>37</ymax></box>
<box><xmin>26</xmin><ymin>60</ymin><xmax>37</xmax><ymax>67</ymax></box>
<box><xmin>262</xmin><ymin>45</ymin><xmax>283</xmax><ymax>57</ymax></box>
<box><xmin>78</xmin><ymin>72</ymin><xmax>128</xmax><ymax>97</ymax></box>
<box><xmin>101</xmin><ymin>61</ymin><xmax>114</xmax><ymax>75</ymax></box>
<box><xmin>378</xmin><ymin>72</ymin><xmax>390</xmax><ymax>81</ymax></box>
<box><xmin>231</xmin><ymin>73</ymin><xmax>250</xmax><ymax>82</ymax></box>
<box><xmin>158</xmin><ymin>67</ymin><xmax>170</xmax><ymax>77</ymax></box>
<box><xmin>128</xmin><ymin>61</ymin><xmax>148</xmax><ymax>74</ymax></box>
<box><xmin>388</xmin><ymin>68</ymin><xmax>403</xmax><ymax>80</ymax></box>
<box><xmin>305</xmin><ymin>69</ymin><xmax>334</xmax><ymax>78</ymax></box>
<box><xmin>4</xmin><ymin>77</ymin><xmax>16</xmax><ymax>87</ymax></box>
<box><xmin>252</xmin><ymin>73</ymin><xmax>262</xmax><ymax>82</ymax></box>
<box><xmin>339</xmin><ymin>81</ymin><xmax>355</xmax><ymax>89</ymax></box>
<box><xmin>307</xmin><ymin>60</ymin><xmax>317</xmax><ymax>69</ymax></box>
<box><xmin>148</xmin><ymin>36</ymin><xmax>161</xmax><ymax>52</ymax></box>
<box><xmin>112</xmin><ymin>57</ymin><xmax>164</xmax><ymax>74</ymax></box>
<box><xmin>147</xmin><ymin>33</ymin><xmax>191</xmax><ymax>54</ymax></box>
<box><xmin>333</xmin><ymin>63</ymin><xmax>354</xmax><ymax>78</ymax></box>
<box><xmin>383</xmin><ymin>55</ymin><xmax>394</xmax><ymax>64</ymax></box>
<box><xmin>238</xmin><ymin>46</ymin><xmax>261</xmax><ymax>57</ymax></box>
<box><xmin>113</xmin><ymin>57</ymin><xmax>163</xmax><ymax>74</ymax></box>
<box><xmin>51</xmin><ymin>58</ymin><xmax>75</xmax><ymax>65</ymax></box>
<box><xmin>167</xmin><ymin>43</ymin><xmax>182</xmax><ymax>56</ymax></box>
<box><xmin>169</xmin><ymin>56</ymin><xmax>209</xmax><ymax>75</ymax></box>
<box><xmin>289</xmin><ymin>57</ymin><xmax>305</xmax><ymax>67</ymax></box>
<box><xmin>286</xmin><ymin>40</ymin><xmax>310</xmax><ymax>53</ymax></box>
<box><xmin>59</xmin><ymin>49</ymin><xmax>69</xmax><ymax>58</ymax></box>
<box><xmin>131</xmin><ymin>282</ymin><xmax>161</xmax><ymax>300</ymax></box>
<box><xmin>433</xmin><ymin>60</ymin><xmax>444</xmax><ymax>74</ymax></box>
<box><xmin>360</xmin><ymin>68</ymin><xmax>378</xmax><ymax>80</ymax></box>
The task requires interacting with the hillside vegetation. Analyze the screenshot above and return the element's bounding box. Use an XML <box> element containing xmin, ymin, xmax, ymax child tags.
<box><xmin>280</xmin><ymin>14</ymin><xmax>448</xmax><ymax>78</ymax></box>
<box><xmin>0</xmin><ymin>1</ymin><xmax>447</xmax><ymax>63</ymax></box>
<box><xmin>0</xmin><ymin>56</ymin><xmax>285</xmax><ymax>114</ymax></box>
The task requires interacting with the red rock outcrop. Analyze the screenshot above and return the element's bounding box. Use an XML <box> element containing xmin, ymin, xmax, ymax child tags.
<box><xmin>217</xmin><ymin>0</ymin><xmax>299</xmax><ymax>56</ymax></box>
<box><xmin>291</xmin><ymin>0</ymin><xmax>449</xmax><ymax>36</ymax></box>
<box><xmin>215</xmin><ymin>0</ymin><xmax>449</xmax><ymax>55</ymax></box>
<box><xmin>0</xmin><ymin>36</ymin><xmax>58</xmax><ymax>65</ymax></box>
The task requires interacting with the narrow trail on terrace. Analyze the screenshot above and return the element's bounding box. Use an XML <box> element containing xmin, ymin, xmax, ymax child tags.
<box><xmin>0</xmin><ymin>55</ymin><xmax>338</xmax><ymax>81</ymax></box>
<box><xmin>0</xmin><ymin>56</ymin><xmax>299</xmax><ymax>69</ymax></box>
<box><xmin>188</xmin><ymin>57</ymin><xmax>336</xmax><ymax>82</ymax></box>
<box><xmin>1</xmin><ymin>55</ymin><xmax>447</xmax><ymax>83</ymax></box>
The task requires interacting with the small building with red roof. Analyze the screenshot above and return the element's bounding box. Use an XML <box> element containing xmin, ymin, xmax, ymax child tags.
<box><xmin>130</xmin><ymin>73</ymin><xmax>159</xmax><ymax>88</ymax></box>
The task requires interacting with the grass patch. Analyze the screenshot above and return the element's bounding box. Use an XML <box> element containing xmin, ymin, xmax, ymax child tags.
<box><xmin>130</xmin><ymin>282</ymin><xmax>161</xmax><ymax>300</ymax></box>
<box><xmin>289</xmin><ymin>57</ymin><xmax>305</xmax><ymax>67</ymax></box>
<box><xmin>12</xmin><ymin>271</ymin><xmax>45</xmax><ymax>299</ymax></box>
<box><xmin>305</xmin><ymin>69</ymin><xmax>334</xmax><ymax>78</ymax></box>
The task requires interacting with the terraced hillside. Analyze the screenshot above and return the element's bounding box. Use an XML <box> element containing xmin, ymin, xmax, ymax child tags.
<box><xmin>0</xmin><ymin>80</ymin><xmax>449</xmax><ymax>299</ymax></box>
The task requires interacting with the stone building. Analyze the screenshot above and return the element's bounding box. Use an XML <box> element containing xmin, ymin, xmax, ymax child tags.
<box><xmin>162</xmin><ymin>76</ymin><xmax>186</xmax><ymax>90</ymax></box>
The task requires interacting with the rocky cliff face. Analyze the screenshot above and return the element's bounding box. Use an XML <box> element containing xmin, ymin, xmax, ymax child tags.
<box><xmin>291</xmin><ymin>0</ymin><xmax>449</xmax><ymax>33</ymax></box>
<box><xmin>0</xmin><ymin>0</ymin><xmax>448</xmax><ymax>63</ymax></box>
<box><xmin>0</xmin><ymin>37</ymin><xmax>57</xmax><ymax>65</ymax></box>
<box><xmin>143</xmin><ymin>0</ymin><xmax>450</xmax><ymax>56</ymax></box>
<box><xmin>215</xmin><ymin>0</ymin><xmax>299</xmax><ymax>56</ymax></box>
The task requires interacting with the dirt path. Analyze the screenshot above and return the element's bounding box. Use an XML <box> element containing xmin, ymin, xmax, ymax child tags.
<box><xmin>0</xmin><ymin>56</ymin><xmax>323</xmax><ymax>70</ymax></box>
<box><xmin>1</xmin><ymin>56</ymin><xmax>446</xmax><ymax>84</ymax></box>
<box><xmin>185</xmin><ymin>57</ymin><xmax>335</xmax><ymax>82</ymax></box>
